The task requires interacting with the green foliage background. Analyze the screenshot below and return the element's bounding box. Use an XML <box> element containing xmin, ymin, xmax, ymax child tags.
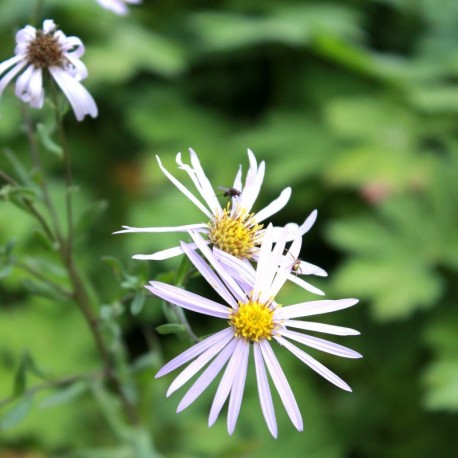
<box><xmin>1</xmin><ymin>0</ymin><xmax>458</xmax><ymax>456</ymax></box>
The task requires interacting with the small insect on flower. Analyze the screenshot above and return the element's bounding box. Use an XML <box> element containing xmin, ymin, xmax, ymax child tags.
<box><xmin>0</xmin><ymin>19</ymin><xmax>97</xmax><ymax>121</ymax></box>
<box><xmin>218</xmin><ymin>186</ymin><xmax>242</xmax><ymax>198</ymax></box>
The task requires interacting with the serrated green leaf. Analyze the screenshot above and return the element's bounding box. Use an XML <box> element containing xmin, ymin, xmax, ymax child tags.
<box><xmin>156</xmin><ymin>323</ymin><xmax>186</xmax><ymax>335</ymax></box>
<box><xmin>40</xmin><ymin>380</ymin><xmax>88</xmax><ymax>409</ymax></box>
<box><xmin>0</xmin><ymin>396</ymin><xmax>33</xmax><ymax>431</ymax></box>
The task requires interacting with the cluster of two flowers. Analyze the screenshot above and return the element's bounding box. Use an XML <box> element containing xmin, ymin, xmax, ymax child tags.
<box><xmin>116</xmin><ymin>149</ymin><xmax>361</xmax><ymax>437</ymax></box>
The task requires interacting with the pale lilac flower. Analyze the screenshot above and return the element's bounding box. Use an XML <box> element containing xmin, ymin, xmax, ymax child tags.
<box><xmin>0</xmin><ymin>19</ymin><xmax>97</xmax><ymax>121</ymax></box>
<box><xmin>115</xmin><ymin>149</ymin><xmax>327</xmax><ymax>294</ymax></box>
<box><xmin>96</xmin><ymin>0</ymin><xmax>141</xmax><ymax>15</ymax></box>
<box><xmin>150</xmin><ymin>226</ymin><xmax>361</xmax><ymax>437</ymax></box>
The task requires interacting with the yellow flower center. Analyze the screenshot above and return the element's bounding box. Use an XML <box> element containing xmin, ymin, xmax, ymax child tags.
<box><xmin>208</xmin><ymin>204</ymin><xmax>263</xmax><ymax>259</ymax></box>
<box><xmin>27</xmin><ymin>30</ymin><xmax>64</xmax><ymax>68</ymax></box>
<box><xmin>229</xmin><ymin>299</ymin><xmax>276</xmax><ymax>342</ymax></box>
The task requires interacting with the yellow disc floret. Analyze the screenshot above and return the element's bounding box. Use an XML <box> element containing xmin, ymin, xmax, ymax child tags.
<box><xmin>209</xmin><ymin>204</ymin><xmax>263</xmax><ymax>259</ymax></box>
<box><xmin>230</xmin><ymin>299</ymin><xmax>275</xmax><ymax>342</ymax></box>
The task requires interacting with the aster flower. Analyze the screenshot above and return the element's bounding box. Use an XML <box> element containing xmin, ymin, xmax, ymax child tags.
<box><xmin>96</xmin><ymin>0</ymin><xmax>142</xmax><ymax>15</ymax></box>
<box><xmin>149</xmin><ymin>226</ymin><xmax>361</xmax><ymax>437</ymax></box>
<box><xmin>0</xmin><ymin>19</ymin><xmax>97</xmax><ymax>121</ymax></box>
<box><xmin>115</xmin><ymin>148</ymin><xmax>327</xmax><ymax>294</ymax></box>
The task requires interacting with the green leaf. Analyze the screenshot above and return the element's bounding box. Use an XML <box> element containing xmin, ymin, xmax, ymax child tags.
<box><xmin>423</xmin><ymin>360</ymin><xmax>458</xmax><ymax>411</ymax></box>
<box><xmin>36</xmin><ymin>122</ymin><xmax>63</xmax><ymax>157</ymax></box>
<box><xmin>40</xmin><ymin>380</ymin><xmax>88</xmax><ymax>409</ymax></box>
<box><xmin>155</xmin><ymin>323</ymin><xmax>186</xmax><ymax>335</ymax></box>
<box><xmin>3</xmin><ymin>149</ymin><xmax>33</xmax><ymax>186</ymax></box>
<box><xmin>130</xmin><ymin>291</ymin><xmax>145</xmax><ymax>315</ymax></box>
<box><xmin>0</xmin><ymin>396</ymin><xmax>33</xmax><ymax>431</ymax></box>
<box><xmin>13</xmin><ymin>352</ymin><xmax>29</xmax><ymax>397</ymax></box>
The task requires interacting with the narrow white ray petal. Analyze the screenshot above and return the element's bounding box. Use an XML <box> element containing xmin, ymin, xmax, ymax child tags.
<box><xmin>253</xmin><ymin>225</ymin><xmax>275</xmax><ymax>295</ymax></box>
<box><xmin>181</xmin><ymin>241</ymin><xmax>237</xmax><ymax>308</ymax></box>
<box><xmin>275</xmin><ymin>335</ymin><xmax>352</xmax><ymax>392</ymax></box>
<box><xmin>259</xmin><ymin>340</ymin><xmax>303</xmax><ymax>431</ymax></box>
<box><xmin>188</xmin><ymin>231</ymin><xmax>247</xmax><ymax>303</ymax></box>
<box><xmin>277</xmin><ymin>298</ymin><xmax>359</xmax><ymax>320</ymax></box>
<box><xmin>285</xmin><ymin>320</ymin><xmax>360</xmax><ymax>336</ymax></box>
<box><xmin>208</xmin><ymin>339</ymin><xmax>246</xmax><ymax>427</ymax></box>
<box><xmin>227</xmin><ymin>341</ymin><xmax>249</xmax><ymax>435</ymax></box>
<box><xmin>114</xmin><ymin>223</ymin><xmax>208</xmax><ymax>234</ymax></box>
<box><xmin>49</xmin><ymin>67</ymin><xmax>97</xmax><ymax>120</ymax></box>
<box><xmin>167</xmin><ymin>330</ymin><xmax>234</xmax><ymax>396</ymax></box>
<box><xmin>27</xmin><ymin>67</ymin><xmax>43</xmax><ymax>107</ymax></box>
<box><xmin>188</xmin><ymin>149</ymin><xmax>222</xmax><ymax>214</ymax></box>
<box><xmin>156</xmin><ymin>155</ymin><xmax>212</xmax><ymax>218</ymax></box>
<box><xmin>213</xmin><ymin>249</ymin><xmax>255</xmax><ymax>291</ymax></box>
<box><xmin>232</xmin><ymin>165</ymin><xmax>242</xmax><ymax>190</ymax></box>
<box><xmin>253</xmin><ymin>343</ymin><xmax>277</xmax><ymax>438</ymax></box>
<box><xmin>280</xmin><ymin>329</ymin><xmax>362</xmax><ymax>359</ymax></box>
<box><xmin>146</xmin><ymin>281</ymin><xmax>230</xmax><ymax>318</ymax></box>
<box><xmin>298</xmin><ymin>210</ymin><xmax>318</xmax><ymax>235</ymax></box>
<box><xmin>296</xmin><ymin>260</ymin><xmax>328</xmax><ymax>277</ymax></box>
<box><xmin>177</xmin><ymin>340</ymin><xmax>236</xmax><ymax>412</ymax></box>
<box><xmin>254</xmin><ymin>187</ymin><xmax>292</xmax><ymax>224</ymax></box>
<box><xmin>0</xmin><ymin>55</ymin><xmax>24</xmax><ymax>79</ymax></box>
<box><xmin>258</xmin><ymin>227</ymin><xmax>290</xmax><ymax>303</ymax></box>
<box><xmin>286</xmin><ymin>274</ymin><xmax>325</xmax><ymax>296</ymax></box>
<box><xmin>14</xmin><ymin>64</ymin><xmax>34</xmax><ymax>101</ymax></box>
<box><xmin>156</xmin><ymin>328</ymin><xmax>233</xmax><ymax>377</ymax></box>
<box><xmin>0</xmin><ymin>61</ymin><xmax>27</xmax><ymax>98</ymax></box>
<box><xmin>133</xmin><ymin>244</ymin><xmax>189</xmax><ymax>261</ymax></box>
<box><xmin>240</xmin><ymin>149</ymin><xmax>265</xmax><ymax>212</ymax></box>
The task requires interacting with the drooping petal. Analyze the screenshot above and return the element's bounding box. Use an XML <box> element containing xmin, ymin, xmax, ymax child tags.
<box><xmin>49</xmin><ymin>67</ymin><xmax>97</xmax><ymax>120</ymax></box>
<box><xmin>259</xmin><ymin>340</ymin><xmax>303</xmax><ymax>431</ymax></box>
<box><xmin>0</xmin><ymin>60</ymin><xmax>27</xmax><ymax>97</ymax></box>
<box><xmin>275</xmin><ymin>335</ymin><xmax>352</xmax><ymax>392</ymax></box>
<box><xmin>177</xmin><ymin>339</ymin><xmax>237</xmax><ymax>412</ymax></box>
<box><xmin>285</xmin><ymin>274</ymin><xmax>325</xmax><ymax>296</ymax></box>
<box><xmin>280</xmin><ymin>328</ymin><xmax>362</xmax><ymax>359</ymax></box>
<box><xmin>146</xmin><ymin>281</ymin><xmax>230</xmax><ymax>318</ymax></box>
<box><xmin>253</xmin><ymin>343</ymin><xmax>277</xmax><ymax>438</ymax></box>
<box><xmin>155</xmin><ymin>328</ymin><xmax>233</xmax><ymax>378</ymax></box>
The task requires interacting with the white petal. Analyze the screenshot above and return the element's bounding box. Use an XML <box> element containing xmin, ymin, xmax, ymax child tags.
<box><xmin>213</xmin><ymin>249</ymin><xmax>255</xmax><ymax>291</ymax></box>
<box><xmin>277</xmin><ymin>298</ymin><xmax>359</xmax><ymax>320</ymax></box>
<box><xmin>49</xmin><ymin>67</ymin><xmax>97</xmax><ymax>120</ymax></box>
<box><xmin>181</xmin><ymin>241</ymin><xmax>238</xmax><ymax>308</ymax></box>
<box><xmin>280</xmin><ymin>329</ymin><xmax>362</xmax><ymax>359</ymax></box>
<box><xmin>177</xmin><ymin>339</ymin><xmax>237</xmax><ymax>412</ymax></box>
<box><xmin>240</xmin><ymin>149</ymin><xmax>265</xmax><ymax>212</ymax></box>
<box><xmin>155</xmin><ymin>328</ymin><xmax>233</xmax><ymax>378</ymax></box>
<box><xmin>275</xmin><ymin>335</ymin><xmax>352</xmax><ymax>392</ymax></box>
<box><xmin>253</xmin><ymin>343</ymin><xmax>277</xmax><ymax>437</ymax></box>
<box><xmin>254</xmin><ymin>187</ymin><xmax>291</xmax><ymax>223</ymax></box>
<box><xmin>284</xmin><ymin>320</ymin><xmax>360</xmax><ymax>336</ymax></box>
<box><xmin>0</xmin><ymin>60</ymin><xmax>27</xmax><ymax>97</ymax></box>
<box><xmin>298</xmin><ymin>209</ymin><xmax>318</xmax><ymax>235</ymax></box>
<box><xmin>208</xmin><ymin>339</ymin><xmax>247</xmax><ymax>427</ymax></box>
<box><xmin>253</xmin><ymin>224</ymin><xmax>275</xmax><ymax>295</ymax></box>
<box><xmin>156</xmin><ymin>155</ymin><xmax>212</xmax><ymax>218</ymax></box>
<box><xmin>114</xmin><ymin>223</ymin><xmax>208</xmax><ymax>234</ymax></box>
<box><xmin>295</xmin><ymin>260</ymin><xmax>328</xmax><ymax>277</ymax></box>
<box><xmin>227</xmin><ymin>341</ymin><xmax>249</xmax><ymax>435</ymax></box>
<box><xmin>146</xmin><ymin>281</ymin><xmax>230</xmax><ymax>318</ymax></box>
<box><xmin>259</xmin><ymin>340</ymin><xmax>303</xmax><ymax>431</ymax></box>
<box><xmin>167</xmin><ymin>330</ymin><xmax>234</xmax><ymax>396</ymax></box>
<box><xmin>0</xmin><ymin>55</ymin><xmax>24</xmax><ymax>78</ymax></box>
<box><xmin>286</xmin><ymin>274</ymin><xmax>325</xmax><ymax>296</ymax></box>
<box><xmin>133</xmin><ymin>243</ymin><xmax>200</xmax><ymax>261</ymax></box>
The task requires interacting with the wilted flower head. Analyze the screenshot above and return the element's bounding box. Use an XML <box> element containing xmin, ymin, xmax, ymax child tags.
<box><xmin>0</xmin><ymin>19</ymin><xmax>97</xmax><ymax>121</ymax></box>
<box><xmin>150</xmin><ymin>227</ymin><xmax>361</xmax><ymax>437</ymax></box>
<box><xmin>96</xmin><ymin>0</ymin><xmax>142</xmax><ymax>15</ymax></box>
<box><xmin>116</xmin><ymin>148</ymin><xmax>327</xmax><ymax>295</ymax></box>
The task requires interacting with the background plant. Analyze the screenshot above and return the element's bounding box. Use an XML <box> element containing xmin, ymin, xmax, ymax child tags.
<box><xmin>1</xmin><ymin>0</ymin><xmax>458</xmax><ymax>457</ymax></box>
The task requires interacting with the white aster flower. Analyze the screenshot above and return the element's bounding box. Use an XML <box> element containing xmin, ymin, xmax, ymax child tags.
<box><xmin>149</xmin><ymin>226</ymin><xmax>361</xmax><ymax>437</ymax></box>
<box><xmin>0</xmin><ymin>19</ymin><xmax>97</xmax><ymax>121</ymax></box>
<box><xmin>116</xmin><ymin>148</ymin><xmax>327</xmax><ymax>294</ymax></box>
<box><xmin>96</xmin><ymin>0</ymin><xmax>142</xmax><ymax>15</ymax></box>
